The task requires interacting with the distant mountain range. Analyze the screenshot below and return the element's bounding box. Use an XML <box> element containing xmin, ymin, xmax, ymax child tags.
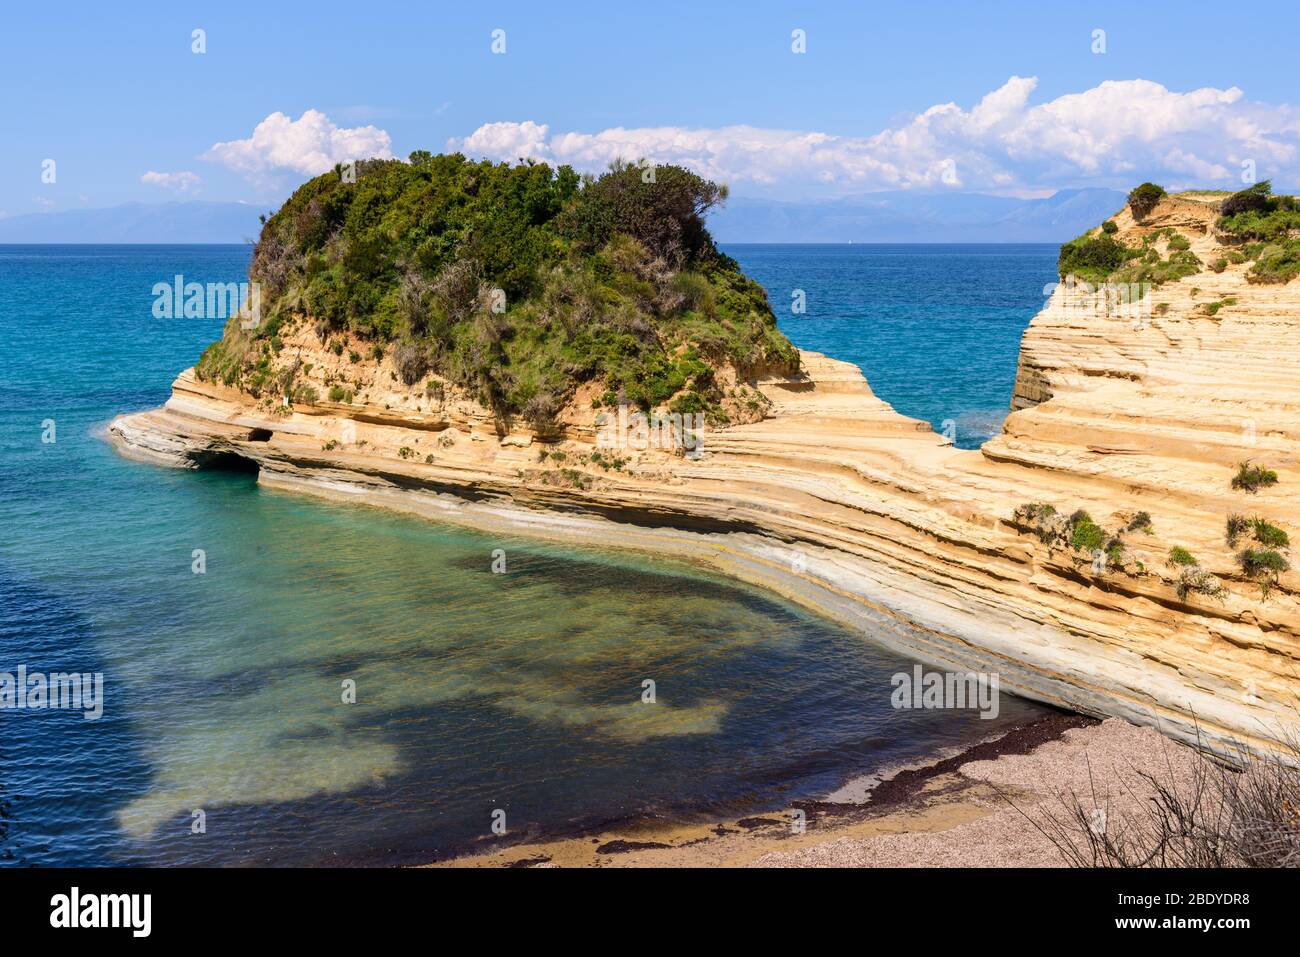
<box><xmin>0</xmin><ymin>189</ymin><xmax>1126</xmax><ymax>244</ymax></box>
<box><xmin>0</xmin><ymin>201</ymin><xmax>268</xmax><ymax>244</ymax></box>
<box><xmin>707</xmin><ymin>188</ymin><xmax>1128</xmax><ymax>243</ymax></box>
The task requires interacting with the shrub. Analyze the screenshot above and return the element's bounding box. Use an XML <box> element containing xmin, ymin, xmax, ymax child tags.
<box><xmin>1070</xmin><ymin>513</ymin><xmax>1107</xmax><ymax>553</ymax></box>
<box><xmin>392</xmin><ymin>341</ymin><xmax>430</xmax><ymax>386</ymax></box>
<box><xmin>1101</xmin><ymin>219</ymin><xmax>1118</xmax><ymax>234</ymax></box>
<box><xmin>1239</xmin><ymin>548</ymin><xmax>1289</xmax><ymax>576</ymax></box>
<box><xmin>1249</xmin><ymin>518</ymin><xmax>1290</xmax><ymax>549</ymax></box>
<box><xmin>1167</xmin><ymin>546</ymin><xmax>1197</xmax><ymax>567</ymax></box>
<box><xmin>1232</xmin><ymin>461</ymin><xmax>1279</xmax><ymax>493</ymax></box>
<box><xmin>1166</xmin><ymin>234</ymin><xmax>1190</xmax><ymax>251</ymax></box>
<box><xmin>1220</xmin><ymin>181</ymin><xmax>1274</xmax><ymax>218</ymax></box>
<box><xmin>1032</xmin><ymin>724</ymin><xmax>1300</xmax><ymax>866</ymax></box>
<box><xmin>1176</xmin><ymin>566</ymin><xmax>1227</xmax><ymax>602</ymax></box>
<box><xmin>398</xmin><ymin>446</ymin><xmax>414</xmax><ymax>459</ymax></box>
<box><xmin>669</xmin><ymin>390</ymin><xmax>710</xmax><ymax>415</ymax></box>
<box><xmin>1239</xmin><ymin>548</ymin><xmax>1290</xmax><ymax>597</ymax></box>
<box><xmin>1012</xmin><ymin>503</ymin><xmax>1068</xmax><ymax>546</ymax></box>
<box><xmin>1057</xmin><ymin>234</ymin><xmax>1137</xmax><ymax>284</ymax></box>
<box><xmin>563</xmin><ymin>160</ymin><xmax>728</xmax><ymax>267</ymax></box>
<box><xmin>1127</xmin><ymin>182</ymin><xmax>1166</xmax><ymax>220</ymax></box>
<box><xmin>1127</xmin><ymin>511</ymin><xmax>1153</xmax><ymax>533</ymax></box>
<box><xmin>1211</xmin><ymin>258</ymin><xmax>1228</xmax><ymax>273</ymax></box>
<box><xmin>1247</xmin><ymin>241</ymin><xmax>1300</xmax><ymax>284</ymax></box>
<box><xmin>1226</xmin><ymin>514</ymin><xmax>1251</xmax><ymax>547</ymax></box>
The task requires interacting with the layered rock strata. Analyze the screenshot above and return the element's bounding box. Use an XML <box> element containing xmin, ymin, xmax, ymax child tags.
<box><xmin>111</xmin><ymin>197</ymin><xmax>1300</xmax><ymax>759</ymax></box>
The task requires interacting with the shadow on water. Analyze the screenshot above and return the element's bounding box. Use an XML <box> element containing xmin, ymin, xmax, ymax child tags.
<box><xmin>0</xmin><ymin>565</ymin><xmax>154</xmax><ymax>866</ymax></box>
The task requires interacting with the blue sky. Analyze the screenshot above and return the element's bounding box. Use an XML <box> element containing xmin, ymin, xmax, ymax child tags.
<box><xmin>4</xmin><ymin>0</ymin><xmax>1299</xmax><ymax>217</ymax></box>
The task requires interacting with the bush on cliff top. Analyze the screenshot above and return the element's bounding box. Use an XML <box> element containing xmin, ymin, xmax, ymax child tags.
<box><xmin>197</xmin><ymin>153</ymin><xmax>798</xmax><ymax>424</ymax></box>
<box><xmin>1215</xmin><ymin>182</ymin><xmax>1300</xmax><ymax>284</ymax></box>
<box><xmin>1127</xmin><ymin>182</ymin><xmax>1166</xmax><ymax>220</ymax></box>
<box><xmin>1057</xmin><ymin>233</ymin><xmax>1138</xmax><ymax>284</ymax></box>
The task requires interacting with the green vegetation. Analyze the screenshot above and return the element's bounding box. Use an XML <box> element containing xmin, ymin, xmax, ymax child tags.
<box><xmin>1238</xmin><ymin>548</ymin><xmax>1290</xmax><ymax>597</ymax></box>
<box><xmin>1057</xmin><ymin>233</ymin><xmax>1138</xmax><ymax>285</ymax></box>
<box><xmin>1232</xmin><ymin>461</ymin><xmax>1279</xmax><ymax>493</ymax></box>
<box><xmin>1012</xmin><ymin>502</ymin><xmax>1065</xmax><ymax>545</ymax></box>
<box><xmin>1227</xmin><ymin>513</ymin><xmax>1289</xmax><ymax>548</ymax></box>
<box><xmin>1215</xmin><ymin>182</ymin><xmax>1300</xmax><ymax>284</ymax></box>
<box><xmin>1167</xmin><ymin>546</ymin><xmax>1198</xmax><ymax>567</ymax></box>
<box><xmin>1226</xmin><ymin>513</ymin><xmax>1251</xmax><ymax>546</ymax></box>
<box><xmin>1057</xmin><ymin>210</ymin><xmax>1201</xmax><ymax>292</ymax></box>
<box><xmin>1245</xmin><ymin>242</ymin><xmax>1300</xmax><ymax>285</ymax></box>
<box><xmin>1069</xmin><ymin>511</ymin><xmax>1107</xmax><ymax>553</ymax></box>
<box><xmin>1203</xmin><ymin>296</ymin><xmax>1237</xmax><ymax>316</ymax></box>
<box><xmin>1126</xmin><ymin>511</ymin><xmax>1154</xmax><ymax>533</ymax></box>
<box><xmin>1249</xmin><ymin>518</ymin><xmax>1290</xmax><ymax>548</ymax></box>
<box><xmin>1176</xmin><ymin>566</ymin><xmax>1227</xmax><ymax>602</ymax></box>
<box><xmin>196</xmin><ymin>153</ymin><xmax>798</xmax><ymax>427</ymax></box>
<box><xmin>1012</xmin><ymin>504</ymin><xmax>1136</xmax><ymax>573</ymax></box>
<box><xmin>1127</xmin><ymin>182</ymin><xmax>1167</xmax><ymax>220</ymax></box>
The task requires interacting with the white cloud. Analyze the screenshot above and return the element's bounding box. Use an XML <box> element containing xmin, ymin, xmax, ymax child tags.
<box><xmin>450</xmin><ymin>78</ymin><xmax>1300</xmax><ymax>194</ymax></box>
<box><xmin>141</xmin><ymin>170</ymin><xmax>201</xmax><ymax>193</ymax></box>
<box><xmin>204</xmin><ymin>109</ymin><xmax>394</xmax><ymax>178</ymax></box>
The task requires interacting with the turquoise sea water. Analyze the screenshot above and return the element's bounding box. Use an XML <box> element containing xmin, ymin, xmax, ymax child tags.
<box><xmin>0</xmin><ymin>243</ymin><xmax>1055</xmax><ymax>866</ymax></box>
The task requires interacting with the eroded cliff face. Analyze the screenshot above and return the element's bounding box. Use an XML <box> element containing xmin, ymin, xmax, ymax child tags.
<box><xmin>110</xmin><ymin>196</ymin><xmax>1300</xmax><ymax>759</ymax></box>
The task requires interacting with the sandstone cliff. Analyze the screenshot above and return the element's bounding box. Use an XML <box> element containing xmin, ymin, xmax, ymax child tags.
<box><xmin>111</xmin><ymin>195</ymin><xmax>1300</xmax><ymax>759</ymax></box>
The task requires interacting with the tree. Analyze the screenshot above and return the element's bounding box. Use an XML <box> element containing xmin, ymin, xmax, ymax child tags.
<box><xmin>1221</xmin><ymin>180</ymin><xmax>1274</xmax><ymax>218</ymax></box>
<box><xmin>565</xmin><ymin>160</ymin><xmax>729</xmax><ymax>266</ymax></box>
<box><xmin>1127</xmin><ymin>182</ymin><xmax>1166</xmax><ymax>220</ymax></box>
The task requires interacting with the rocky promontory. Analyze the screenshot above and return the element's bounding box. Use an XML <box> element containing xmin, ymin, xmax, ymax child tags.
<box><xmin>111</xmin><ymin>170</ymin><xmax>1300</xmax><ymax>759</ymax></box>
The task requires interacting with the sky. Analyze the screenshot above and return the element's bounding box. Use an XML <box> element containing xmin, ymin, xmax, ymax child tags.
<box><xmin>3</xmin><ymin>0</ymin><xmax>1299</xmax><ymax>219</ymax></box>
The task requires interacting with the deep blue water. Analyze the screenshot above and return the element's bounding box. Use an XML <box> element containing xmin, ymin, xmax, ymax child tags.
<box><xmin>0</xmin><ymin>244</ymin><xmax>1053</xmax><ymax>866</ymax></box>
<box><xmin>727</xmin><ymin>243</ymin><xmax>1059</xmax><ymax>448</ymax></box>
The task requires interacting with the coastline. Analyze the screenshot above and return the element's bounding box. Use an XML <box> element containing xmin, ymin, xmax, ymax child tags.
<box><xmin>423</xmin><ymin>713</ymin><xmax>1216</xmax><ymax>868</ymax></box>
<box><xmin>107</xmin><ymin>195</ymin><xmax>1300</xmax><ymax>766</ymax></box>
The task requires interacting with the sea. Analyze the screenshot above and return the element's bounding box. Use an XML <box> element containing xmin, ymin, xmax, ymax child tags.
<box><xmin>0</xmin><ymin>242</ymin><xmax>1059</xmax><ymax>866</ymax></box>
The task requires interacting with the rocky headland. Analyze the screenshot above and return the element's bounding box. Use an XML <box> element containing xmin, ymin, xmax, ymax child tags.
<box><xmin>111</xmin><ymin>168</ymin><xmax>1300</xmax><ymax>761</ymax></box>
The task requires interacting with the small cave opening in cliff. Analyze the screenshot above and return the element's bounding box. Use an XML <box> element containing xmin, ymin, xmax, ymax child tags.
<box><xmin>190</xmin><ymin>449</ymin><xmax>261</xmax><ymax>476</ymax></box>
<box><xmin>247</xmin><ymin>428</ymin><xmax>273</xmax><ymax>442</ymax></box>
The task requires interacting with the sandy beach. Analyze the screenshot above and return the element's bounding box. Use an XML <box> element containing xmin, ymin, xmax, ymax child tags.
<box><xmin>423</xmin><ymin>714</ymin><xmax>1210</xmax><ymax>868</ymax></box>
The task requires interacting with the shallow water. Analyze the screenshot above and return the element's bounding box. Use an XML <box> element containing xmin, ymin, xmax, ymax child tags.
<box><xmin>0</xmin><ymin>244</ymin><xmax>1052</xmax><ymax>866</ymax></box>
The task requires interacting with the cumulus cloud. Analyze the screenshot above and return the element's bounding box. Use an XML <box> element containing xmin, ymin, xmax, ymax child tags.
<box><xmin>450</xmin><ymin>78</ymin><xmax>1300</xmax><ymax>194</ymax></box>
<box><xmin>204</xmin><ymin>109</ymin><xmax>394</xmax><ymax>178</ymax></box>
<box><xmin>140</xmin><ymin>170</ymin><xmax>201</xmax><ymax>192</ymax></box>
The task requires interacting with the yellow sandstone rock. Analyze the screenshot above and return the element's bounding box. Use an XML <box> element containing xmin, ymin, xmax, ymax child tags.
<box><xmin>110</xmin><ymin>196</ymin><xmax>1300</xmax><ymax>760</ymax></box>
